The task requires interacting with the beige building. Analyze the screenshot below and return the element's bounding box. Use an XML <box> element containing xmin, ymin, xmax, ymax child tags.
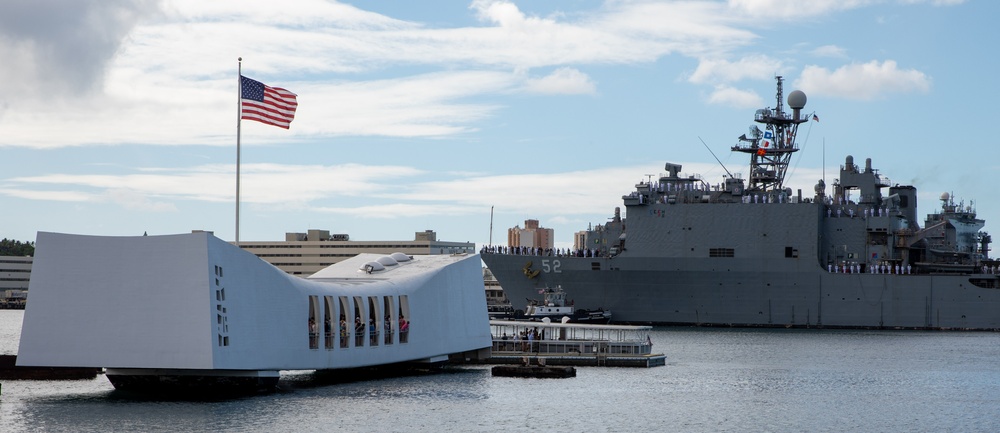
<box><xmin>0</xmin><ymin>256</ymin><xmax>32</xmax><ymax>291</ymax></box>
<box><xmin>506</xmin><ymin>219</ymin><xmax>554</xmax><ymax>249</ymax></box>
<box><xmin>573</xmin><ymin>230</ymin><xmax>588</xmax><ymax>251</ymax></box>
<box><xmin>1</xmin><ymin>256</ymin><xmax>31</xmax><ymax>307</ymax></box>
<box><xmin>236</xmin><ymin>229</ymin><xmax>476</xmax><ymax>276</ymax></box>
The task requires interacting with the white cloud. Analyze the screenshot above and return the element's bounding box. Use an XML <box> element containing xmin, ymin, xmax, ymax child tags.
<box><xmin>106</xmin><ymin>189</ymin><xmax>179</xmax><ymax>212</ymax></box>
<box><xmin>4</xmin><ymin>163</ymin><xmax>426</xmax><ymax>208</ymax></box>
<box><xmin>729</xmin><ymin>0</ymin><xmax>964</xmax><ymax>19</ymax></box>
<box><xmin>812</xmin><ymin>45</ymin><xmax>848</xmax><ymax>59</ymax></box>
<box><xmin>707</xmin><ymin>85</ymin><xmax>765</xmax><ymax>108</ymax></box>
<box><xmin>314</xmin><ymin>203</ymin><xmax>482</xmax><ymax>219</ymax></box>
<box><xmin>598</xmin><ymin>1</ymin><xmax>755</xmax><ymax>57</ymax></box>
<box><xmin>0</xmin><ymin>0</ymin><xmax>759</xmax><ymax>149</ymax></box>
<box><xmin>165</xmin><ymin>0</ymin><xmax>413</xmax><ymax>29</ymax></box>
<box><xmin>0</xmin><ymin>0</ymin><xmax>957</xmax><ymax>150</ymax></box>
<box><xmin>727</xmin><ymin>0</ymin><xmax>874</xmax><ymax>19</ymax></box>
<box><xmin>0</xmin><ymin>1</ymin><xmax>160</xmax><ymax>100</ymax></box>
<box><xmin>471</xmin><ymin>0</ymin><xmax>533</xmax><ymax>27</ymax></box>
<box><xmin>1</xmin><ymin>162</ymin><xmax>645</xmax><ymax>219</ymax></box>
<box><xmin>300</xmin><ymin>71</ymin><xmax>512</xmax><ymax>138</ymax></box>
<box><xmin>0</xmin><ymin>189</ymin><xmax>94</xmax><ymax>202</ymax></box>
<box><xmin>796</xmin><ymin>60</ymin><xmax>931</xmax><ymax>100</ymax></box>
<box><xmin>1</xmin><ymin>70</ymin><xmax>518</xmax><ymax>148</ymax></box>
<box><xmin>522</xmin><ymin>68</ymin><xmax>596</xmax><ymax>95</ymax></box>
<box><xmin>688</xmin><ymin>55</ymin><xmax>784</xmax><ymax>84</ymax></box>
<box><xmin>899</xmin><ymin>0</ymin><xmax>965</xmax><ymax>6</ymax></box>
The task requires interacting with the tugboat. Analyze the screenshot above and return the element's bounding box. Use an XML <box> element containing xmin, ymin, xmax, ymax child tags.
<box><xmin>513</xmin><ymin>286</ymin><xmax>611</xmax><ymax>324</ymax></box>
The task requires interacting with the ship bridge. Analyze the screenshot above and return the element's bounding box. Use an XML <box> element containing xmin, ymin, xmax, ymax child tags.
<box><xmin>834</xmin><ymin>155</ymin><xmax>891</xmax><ymax>206</ymax></box>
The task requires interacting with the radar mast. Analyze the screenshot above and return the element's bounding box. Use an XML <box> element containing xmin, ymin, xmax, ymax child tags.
<box><xmin>731</xmin><ymin>76</ymin><xmax>809</xmax><ymax>192</ymax></box>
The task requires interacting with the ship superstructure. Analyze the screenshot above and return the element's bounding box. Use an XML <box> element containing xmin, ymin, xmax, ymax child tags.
<box><xmin>482</xmin><ymin>77</ymin><xmax>998</xmax><ymax>329</ymax></box>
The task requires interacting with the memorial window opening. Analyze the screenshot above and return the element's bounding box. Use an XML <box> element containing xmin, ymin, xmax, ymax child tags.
<box><xmin>353</xmin><ymin>296</ymin><xmax>365</xmax><ymax>347</ymax></box>
<box><xmin>398</xmin><ymin>295</ymin><xmax>410</xmax><ymax>343</ymax></box>
<box><xmin>368</xmin><ymin>296</ymin><xmax>381</xmax><ymax>347</ymax></box>
<box><xmin>323</xmin><ymin>296</ymin><xmax>335</xmax><ymax>349</ymax></box>
<box><xmin>383</xmin><ymin>296</ymin><xmax>395</xmax><ymax>345</ymax></box>
<box><xmin>338</xmin><ymin>296</ymin><xmax>349</xmax><ymax>348</ymax></box>
<box><xmin>308</xmin><ymin>295</ymin><xmax>319</xmax><ymax>349</ymax></box>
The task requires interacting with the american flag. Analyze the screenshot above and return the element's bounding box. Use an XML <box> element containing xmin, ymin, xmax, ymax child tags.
<box><xmin>240</xmin><ymin>75</ymin><xmax>298</xmax><ymax>129</ymax></box>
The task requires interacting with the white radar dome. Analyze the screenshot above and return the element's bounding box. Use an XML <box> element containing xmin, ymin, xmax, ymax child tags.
<box><xmin>787</xmin><ymin>90</ymin><xmax>807</xmax><ymax>109</ymax></box>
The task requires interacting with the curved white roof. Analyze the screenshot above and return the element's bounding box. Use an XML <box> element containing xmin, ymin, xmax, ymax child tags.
<box><xmin>359</xmin><ymin>261</ymin><xmax>385</xmax><ymax>272</ymax></box>
<box><xmin>390</xmin><ymin>252</ymin><xmax>411</xmax><ymax>262</ymax></box>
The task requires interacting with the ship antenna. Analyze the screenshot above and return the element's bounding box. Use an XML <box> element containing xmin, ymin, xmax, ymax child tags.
<box><xmin>699</xmin><ymin>136</ymin><xmax>733</xmax><ymax>178</ymax></box>
<box><xmin>730</xmin><ymin>76</ymin><xmax>807</xmax><ymax>192</ymax></box>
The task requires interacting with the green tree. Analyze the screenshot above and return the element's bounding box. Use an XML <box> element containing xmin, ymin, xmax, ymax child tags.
<box><xmin>0</xmin><ymin>238</ymin><xmax>35</xmax><ymax>256</ymax></box>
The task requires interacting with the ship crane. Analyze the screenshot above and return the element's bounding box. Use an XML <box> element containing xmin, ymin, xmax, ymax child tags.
<box><xmin>897</xmin><ymin>220</ymin><xmax>949</xmax><ymax>248</ymax></box>
<box><xmin>731</xmin><ymin>76</ymin><xmax>810</xmax><ymax>192</ymax></box>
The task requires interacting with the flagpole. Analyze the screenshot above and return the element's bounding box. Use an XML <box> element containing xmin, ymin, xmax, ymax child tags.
<box><xmin>236</xmin><ymin>57</ymin><xmax>242</xmax><ymax>246</ymax></box>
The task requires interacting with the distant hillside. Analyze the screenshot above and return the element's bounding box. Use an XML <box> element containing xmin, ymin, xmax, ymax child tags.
<box><xmin>0</xmin><ymin>239</ymin><xmax>34</xmax><ymax>256</ymax></box>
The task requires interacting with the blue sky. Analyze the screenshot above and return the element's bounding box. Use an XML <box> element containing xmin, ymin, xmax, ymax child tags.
<box><xmin>1</xmin><ymin>0</ymin><xmax>996</xmax><ymax>251</ymax></box>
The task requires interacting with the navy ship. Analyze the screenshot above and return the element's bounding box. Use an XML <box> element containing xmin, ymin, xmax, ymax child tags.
<box><xmin>482</xmin><ymin>76</ymin><xmax>999</xmax><ymax>330</ymax></box>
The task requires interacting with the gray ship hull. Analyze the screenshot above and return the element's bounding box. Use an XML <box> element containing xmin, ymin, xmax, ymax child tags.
<box><xmin>483</xmin><ymin>78</ymin><xmax>998</xmax><ymax>330</ymax></box>
<box><xmin>481</xmin><ymin>253</ymin><xmax>1000</xmax><ymax>329</ymax></box>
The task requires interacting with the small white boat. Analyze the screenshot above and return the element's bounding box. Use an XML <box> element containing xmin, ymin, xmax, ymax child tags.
<box><xmin>504</xmin><ymin>285</ymin><xmax>611</xmax><ymax>324</ymax></box>
<box><xmin>486</xmin><ymin>320</ymin><xmax>664</xmax><ymax>367</ymax></box>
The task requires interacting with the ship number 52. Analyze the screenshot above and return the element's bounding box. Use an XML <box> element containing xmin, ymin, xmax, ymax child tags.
<box><xmin>541</xmin><ymin>259</ymin><xmax>561</xmax><ymax>273</ymax></box>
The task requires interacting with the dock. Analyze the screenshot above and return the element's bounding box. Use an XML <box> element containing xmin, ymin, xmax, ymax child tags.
<box><xmin>491</xmin><ymin>364</ymin><xmax>577</xmax><ymax>378</ymax></box>
<box><xmin>470</xmin><ymin>320</ymin><xmax>666</xmax><ymax>368</ymax></box>
<box><xmin>0</xmin><ymin>355</ymin><xmax>102</xmax><ymax>380</ymax></box>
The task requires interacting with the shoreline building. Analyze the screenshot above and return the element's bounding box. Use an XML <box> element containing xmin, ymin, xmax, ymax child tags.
<box><xmin>0</xmin><ymin>256</ymin><xmax>31</xmax><ymax>308</ymax></box>
<box><xmin>482</xmin><ymin>266</ymin><xmax>511</xmax><ymax>318</ymax></box>
<box><xmin>506</xmin><ymin>219</ymin><xmax>553</xmax><ymax>251</ymax></box>
<box><xmin>574</xmin><ymin>229</ymin><xmax>588</xmax><ymax>252</ymax></box>
<box><xmin>236</xmin><ymin>229</ymin><xmax>475</xmax><ymax>276</ymax></box>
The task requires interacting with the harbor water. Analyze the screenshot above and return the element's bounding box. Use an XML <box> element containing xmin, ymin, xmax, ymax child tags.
<box><xmin>2</xmin><ymin>309</ymin><xmax>999</xmax><ymax>432</ymax></box>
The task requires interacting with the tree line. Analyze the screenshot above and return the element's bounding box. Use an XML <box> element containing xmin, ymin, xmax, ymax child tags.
<box><xmin>0</xmin><ymin>238</ymin><xmax>35</xmax><ymax>256</ymax></box>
